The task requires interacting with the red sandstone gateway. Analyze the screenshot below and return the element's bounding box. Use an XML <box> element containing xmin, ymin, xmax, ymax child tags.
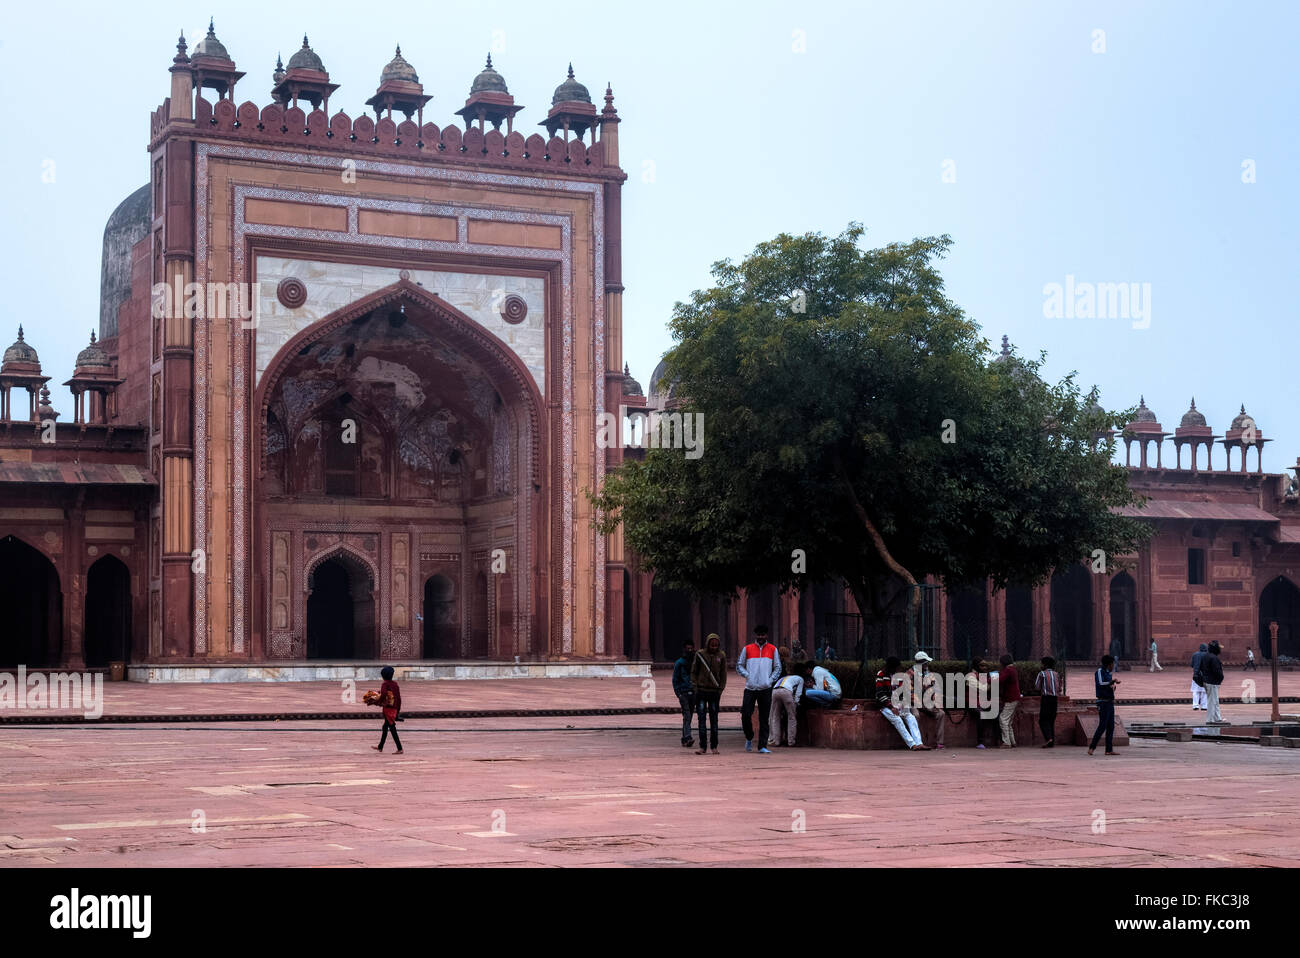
<box><xmin>0</xmin><ymin>28</ymin><xmax>1298</xmax><ymax>680</ymax></box>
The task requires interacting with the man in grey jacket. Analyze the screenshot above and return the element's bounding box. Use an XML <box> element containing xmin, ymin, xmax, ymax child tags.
<box><xmin>736</xmin><ymin>625</ymin><xmax>782</xmax><ymax>754</ymax></box>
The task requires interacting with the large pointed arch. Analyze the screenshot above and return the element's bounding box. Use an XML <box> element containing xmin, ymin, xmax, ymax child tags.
<box><xmin>251</xmin><ymin>278</ymin><xmax>548</xmax><ymax>662</ymax></box>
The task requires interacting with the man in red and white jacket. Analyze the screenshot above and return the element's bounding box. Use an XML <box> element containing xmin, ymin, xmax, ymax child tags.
<box><xmin>736</xmin><ymin>625</ymin><xmax>782</xmax><ymax>753</ymax></box>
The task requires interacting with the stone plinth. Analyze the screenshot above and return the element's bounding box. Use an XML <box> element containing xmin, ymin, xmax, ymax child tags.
<box><xmin>804</xmin><ymin>696</ymin><xmax>1115</xmax><ymax>748</ymax></box>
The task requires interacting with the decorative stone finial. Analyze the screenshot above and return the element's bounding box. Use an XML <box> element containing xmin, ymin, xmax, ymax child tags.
<box><xmin>1000</xmin><ymin>334</ymin><xmax>1010</xmax><ymax>356</ymax></box>
<box><xmin>16</xmin><ymin>325</ymin><xmax>23</xmax><ymax>342</ymax></box>
<box><xmin>567</xmin><ymin>63</ymin><xmax>575</xmax><ymax>79</ymax></box>
<box><xmin>486</xmin><ymin>52</ymin><xmax>493</xmax><ymax>69</ymax></box>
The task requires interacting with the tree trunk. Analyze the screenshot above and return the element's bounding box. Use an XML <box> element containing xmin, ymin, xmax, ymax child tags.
<box><xmin>835</xmin><ymin>455</ymin><xmax>921</xmax><ymax>653</ymax></box>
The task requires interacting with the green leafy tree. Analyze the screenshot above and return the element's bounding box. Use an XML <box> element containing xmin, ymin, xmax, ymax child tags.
<box><xmin>593</xmin><ymin>225</ymin><xmax>1150</xmax><ymax>650</ymax></box>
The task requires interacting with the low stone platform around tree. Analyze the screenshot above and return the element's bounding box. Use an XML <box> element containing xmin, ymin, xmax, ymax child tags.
<box><xmin>804</xmin><ymin>696</ymin><xmax>1127</xmax><ymax>748</ymax></box>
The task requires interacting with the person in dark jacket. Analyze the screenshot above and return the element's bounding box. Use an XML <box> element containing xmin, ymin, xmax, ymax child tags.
<box><xmin>1088</xmin><ymin>654</ymin><xmax>1120</xmax><ymax>756</ymax></box>
<box><xmin>1203</xmin><ymin>640</ymin><xmax>1226</xmax><ymax>724</ymax></box>
<box><xmin>672</xmin><ymin>640</ymin><xmax>696</xmax><ymax>747</ymax></box>
<box><xmin>690</xmin><ymin>633</ymin><xmax>727</xmax><ymax>754</ymax></box>
<box><xmin>372</xmin><ymin>666</ymin><xmax>403</xmax><ymax>754</ymax></box>
<box><xmin>1035</xmin><ymin>656</ymin><xmax>1062</xmax><ymax>747</ymax></box>
<box><xmin>1190</xmin><ymin>643</ymin><xmax>1209</xmax><ymax>710</ymax></box>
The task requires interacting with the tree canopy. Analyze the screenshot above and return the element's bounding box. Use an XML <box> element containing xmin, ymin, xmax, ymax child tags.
<box><xmin>592</xmin><ymin>224</ymin><xmax>1151</xmax><ymax>625</ymax></box>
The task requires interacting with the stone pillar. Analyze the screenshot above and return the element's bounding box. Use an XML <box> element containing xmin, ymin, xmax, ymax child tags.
<box><xmin>158</xmin><ymin>123</ymin><xmax>196</xmax><ymax>657</ymax></box>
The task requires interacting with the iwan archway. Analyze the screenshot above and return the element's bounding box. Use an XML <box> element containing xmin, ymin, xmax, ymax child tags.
<box><xmin>252</xmin><ymin>280</ymin><xmax>546</xmax><ymax>661</ymax></box>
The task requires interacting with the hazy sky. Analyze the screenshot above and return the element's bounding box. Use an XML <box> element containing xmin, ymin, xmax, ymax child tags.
<box><xmin>1</xmin><ymin>0</ymin><xmax>1295</xmax><ymax>474</ymax></box>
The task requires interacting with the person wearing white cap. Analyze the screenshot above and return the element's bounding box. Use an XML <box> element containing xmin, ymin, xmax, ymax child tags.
<box><xmin>903</xmin><ymin>651</ymin><xmax>946</xmax><ymax>749</ymax></box>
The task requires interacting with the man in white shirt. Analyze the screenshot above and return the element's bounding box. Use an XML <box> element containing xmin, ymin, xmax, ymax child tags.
<box><xmin>805</xmin><ymin>662</ymin><xmax>842</xmax><ymax>708</ymax></box>
<box><xmin>769</xmin><ymin>661</ymin><xmax>813</xmax><ymax>746</ymax></box>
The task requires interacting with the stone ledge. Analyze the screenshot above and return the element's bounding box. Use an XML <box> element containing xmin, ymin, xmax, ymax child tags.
<box><xmin>125</xmin><ymin>662</ymin><xmax>653</xmax><ymax>683</ymax></box>
<box><xmin>805</xmin><ymin>697</ymin><xmax>1116</xmax><ymax>749</ymax></box>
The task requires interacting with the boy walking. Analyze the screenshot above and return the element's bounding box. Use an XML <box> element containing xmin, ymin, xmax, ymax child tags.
<box><xmin>737</xmin><ymin>625</ymin><xmax>781</xmax><ymax>754</ymax></box>
<box><xmin>1149</xmin><ymin>639</ymin><xmax>1163</xmax><ymax>672</ymax></box>
<box><xmin>371</xmin><ymin>666</ymin><xmax>403</xmax><ymax>754</ymax></box>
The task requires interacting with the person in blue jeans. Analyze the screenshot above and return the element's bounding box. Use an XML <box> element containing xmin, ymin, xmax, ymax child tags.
<box><xmin>805</xmin><ymin>661</ymin><xmax>842</xmax><ymax>708</ymax></box>
<box><xmin>1089</xmin><ymin>653</ymin><xmax>1121</xmax><ymax>756</ymax></box>
<box><xmin>672</xmin><ymin>640</ymin><xmax>696</xmax><ymax>747</ymax></box>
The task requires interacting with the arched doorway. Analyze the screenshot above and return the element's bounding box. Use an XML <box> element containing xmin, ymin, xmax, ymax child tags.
<box><xmin>306</xmin><ymin>553</ymin><xmax>376</xmax><ymax>659</ymax></box>
<box><xmin>1005</xmin><ymin>584</ymin><xmax>1033</xmax><ymax>661</ymax></box>
<box><xmin>85</xmin><ymin>555</ymin><xmax>131</xmax><ymax>668</ymax></box>
<box><xmin>1051</xmin><ymin>563</ymin><xmax>1094</xmax><ymax>660</ymax></box>
<box><xmin>949</xmin><ymin>581</ymin><xmax>989</xmax><ymax>663</ymax></box>
<box><xmin>1108</xmin><ymin>572</ymin><xmax>1137</xmax><ymax>660</ymax></box>
<box><xmin>1259</xmin><ymin>576</ymin><xmax>1300</xmax><ymax>659</ymax></box>
<box><xmin>0</xmin><ymin>536</ymin><xmax>62</xmax><ymax>667</ymax></box>
<box><xmin>253</xmin><ymin>280</ymin><xmax>546</xmax><ymax>662</ymax></box>
<box><xmin>423</xmin><ymin>574</ymin><xmax>457</xmax><ymax>659</ymax></box>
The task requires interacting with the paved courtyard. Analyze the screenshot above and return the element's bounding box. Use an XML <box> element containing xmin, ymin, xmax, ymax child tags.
<box><xmin>1</xmin><ymin>668</ymin><xmax>1296</xmax><ymax>867</ymax></box>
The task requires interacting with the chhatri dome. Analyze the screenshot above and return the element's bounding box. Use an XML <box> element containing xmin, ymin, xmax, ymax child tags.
<box><xmin>380</xmin><ymin>45</ymin><xmax>419</xmax><ymax>84</ymax></box>
<box><xmin>1179</xmin><ymin>398</ymin><xmax>1207</xmax><ymax>429</ymax></box>
<box><xmin>470</xmin><ymin>53</ymin><xmax>509</xmax><ymax>94</ymax></box>
<box><xmin>551</xmin><ymin>63</ymin><xmax>591</xmax><ymax>105</ymax></box>
<box><xmin>2</xmin><ymin>326</ymin><xmax>40</xmax><ymax>368</ymax></box>
<box><xmin>1231</xmin><ymin>404</ymin><xmax>1256</xmax><ymax>431</ymax></box>
<box><xmin>191</xmin><ymin>19</ymin><xmax>232</xmax><ymax>62</ymax></box>
<box><xmin>75</xmin><ymin>331</ymin><xmax>111</xmax><ymax>370</ymax></box>
<box><xmin>287</xmin><ymin>35</ymin><xmax>326</xmax><ymax>73</ymax></box>
<box><xmin>1132</xmin><ymin>395</ymin><xmax>1158</xmax><ymax>423</ymax></box>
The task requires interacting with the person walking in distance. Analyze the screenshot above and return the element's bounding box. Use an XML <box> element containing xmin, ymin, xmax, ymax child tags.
<box><xmin>691</xmin><ymin>633</ymin><xmax>727</xmax><ymax>755</ymax></box>
<box><xmin>736</xmin><ymin>625</ymin><xmax>782</xmax><ymax>754</ymax></box>
<box><xmin>1203</xmin><ymin>640</ymin><xmax>1226</xmax><ymax>724</ymax></box>
<box><xmin>1149</xmin><ymin>638</ymin><xmax>1164</xmax><ymax>672</ymax></box>
<box><xmin>1035</xmin><ymin>656</ymin><xmax>1062</xmax><ymax>747</ymax></box>
<box><xmin>1088</xmin><ymin>654</ymin><xmax>1120</xmax><ymax>756</ymax></box>
<box><xmin>996</xmin><ymin>654</ymin><xmax>1022</xmax><ymax>748</ymax></box>
<box><xmin>672</xmin><ymin>640</ymin><xmax>696</xmax><ymax>748</ymax></box>
<box><xmin>1245</xmin><ymin>647</ymin><xmax>1257</xmax><ymax>671</ymax></box>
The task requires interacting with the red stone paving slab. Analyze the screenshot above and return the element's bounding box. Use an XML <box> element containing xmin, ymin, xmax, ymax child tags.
<box><xmin>2</xmin><ymin>714</ymin><xmax>1297</xmax><ymax>867</ymax></box>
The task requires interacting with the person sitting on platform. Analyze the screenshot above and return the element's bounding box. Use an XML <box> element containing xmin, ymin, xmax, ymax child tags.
<box><xmin>876</xmin><ymin>656</ymin><xmax>930</xmax><ymax>751</ymax></box>
<box><xmin>907</xmin><ymin>651</ymin><xmax>946</xmax><ymax>749</ymax></box>
<box><xmin>817</xmin><ymin>637</ymin><xmax>835</xmax><ymax>662</ymax></box>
